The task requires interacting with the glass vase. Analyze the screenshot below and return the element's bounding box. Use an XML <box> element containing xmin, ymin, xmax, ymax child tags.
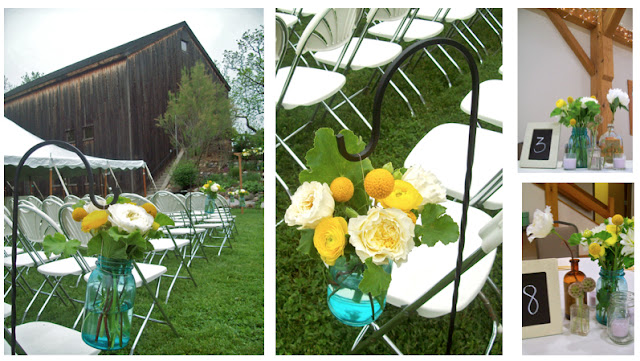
<box><xmin>81</xmin><ymin>256</ymin><xmax>135</xmax><ymax>351</ymax></box>
<box><xmin>599</xmin><ymin>123</ymin><xmax>624</xmax><ymax>169</ymax></box>
<box><xmin>205</xmin><ymin>194</ymin><xmax>216</xmax><ymax>214</ymax></box>
<box><xmin>327</xmin><ymin>257</ymin><xmax>392</xmax><ymax>327</ymax></box>
<box><xmin>595</xmin><ymin>268</ymin><xmax>628</xmax><ymax>325</ymax></box>
<box><xmin>607</xmin><ymin>291</ymin><xmax>634</xmax><ymax>345</ymax></box>
<box><xmin>563</xmin><ymin>259</ymin><xmax>586</xmax><ymax>320</ymax></box>
<box><xmin>567</xmin><ymin>127</ymin><xmax>590</xmax><ymax>168</ymax></box>
<box><xmin>239</xmin><ymin>195</ymin><xmax>246</xmax><ymax>208</ymax></box>
<box><xmin>570</xmin><ymin>302</ymin><xmax>590</xmax><ymax>336</ymax></box>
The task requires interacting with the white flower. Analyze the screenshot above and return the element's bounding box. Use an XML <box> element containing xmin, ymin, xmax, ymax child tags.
<box><xmin>607</xmin><ymin>88</ymin><xmax>630</xmax><ymax>107</ymax></box>
<box><xmin>402</xmin><ymin>165</ymin><xmax>447</xmax><ymax>207</ymax></box>
<box><xmin>580</xmin><ymin>97</ymin><xmax>598</xmax><ymax>108</ymax></box>
<box><xmin>211</xmin><ymin>183</ymin><xmax>220</xmax><ymax>192</ymax></box>
<box><xmin>108</xmin><ymin>203</ymin><xmax>154</xmax><ymax>234</ymax></box>
<box><xmin>620</xmin><ymin>228</ymin><xmax>634</xmax><ymax>258</ymax></box>
<box><xmin>526</xmin><ymin>206</ymin><xmax>555</xmax><ymax>242</ymax></box>
<box><xmin>284</xmin><ymin>181</ymin><xmax>335</xmax><ymax>229</ymax></box>
<box><xmin>348</xmin><ymin>207</ymin><xmax>415</xmax><ymax>266</ymax></box>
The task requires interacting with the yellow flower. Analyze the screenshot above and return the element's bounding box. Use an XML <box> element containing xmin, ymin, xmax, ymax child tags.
<box><xmin>567</xmin><ymin>96</ymin><xmax>574</xmax><ymax>104</ymax></box>
<box><xmin>582</xmin><ymin>229</ymin><xmax>593</xmax><ymax>237</ymax></box>
<box><xmin>208</xmin><ymin>180</ymin><xmax>213</xmax><ymax>184</ymax></box>
<box><xmin>570</xmin><ymin>118</ymin><xmax>577</xmax><ymax>126</ymax></box>
<box><xmin>72</xmin><ymin>207</ymin><xmax>88</xmax><ymax>222</ymax></box>
<box><xmin>313</xmin><ymin>217</ymin><xmax>348</xmax><ymax>266</ymax></box>
<box><xmin>379</xmin><ymin>180</ymin><xmax>423</xmax><ymax>212</ymax></box>
<box><xmin>152</xmin><ymin>222</ymin><xmax>160</xmax><ymax>231</ymax></box>
<box><xmin>330</xmin><ymin>177</ymin><xmax>354</xmax><ymax>203</ymax></box>
<box><xmin>612</xmin><ymin>214</ymin><xmax>624</xmax><ymax>226</ymax></box>
<box><xmin>589</xmin><ymin>242</ymin><xmax>605</xmax><ymax>258</ymax></box>
<box><xmin>141</xmin><ymin>203</ymin><xmax>158</xmax><ymax>218</ymax></box>
<box><xmin>556</xmin><ymin>99</ymin><xmax>566</xmax><ymax>108</ymax></box>
<box><xmin>364</xmin><ymin>169</ymin><xmax>395</xmax><ymax>199</ymax></box>
<box><xmin>204</xmin><ymin>183</ymin><xmax>210</xmax><ymax>189</ymax></box>
<box><xmin>405</xmin><ymin>211</ymin><xmax>417</xmax><ymax>224</ymax></box>
<box><xmin>81</xmin><ymin>210</ymin><xmax>109</xmax><ymax>232</ymax></box>
<box><xmin>591</xmin><ymin>95</ymin><xmax>597</xmax><ymax>99</ymax></box>
<box><xmin>606</xmin><ymin>224</ymin><xmax>618</xmax><ymax>235</ymax></box>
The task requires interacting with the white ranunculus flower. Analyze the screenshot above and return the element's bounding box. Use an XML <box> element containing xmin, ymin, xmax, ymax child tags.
<box><xmin>526</xmin><ymin>206</ymin><xmax>555</xmax><ymax>242</ymax></box>
<box><xmin>580</xmin><ymin>97</ymin><xmax>598</xmax><ymax>108</ymax></box>
<box><xmin>402</xmin><ymin>165</ymin><xmax>447</xmax><ymax>206</ymax></box>
<box><xmin>348</xmin><ymin>207</ymin><xmax>415</xmax><ymax>266</ymax></box>
<box><xmin>211</xmin><ymin>183</ymin><xmax>220</xmax><ymax>192</ymax></box>
<box><xmin>108</xmin><ymin>203</ymin><xmax>154</xmax><ymax>234</ymax></box>
<box><xmin>620</xmin><ymin>228</ymin><xmax>634</xmax><ymax>258</ymax></box>
<box><xmin>284</xmin><ymin>181</ymin><xmax>335</xmax><ymax>229</ymax></box>
<box><xmin>607</xmin><ymin>88</ymin><xmax>630</xmax><ymax>107</ymax></box>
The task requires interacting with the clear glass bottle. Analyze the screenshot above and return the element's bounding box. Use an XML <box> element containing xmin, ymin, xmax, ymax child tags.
<box><xmin>599</xmin><ymin>123</ymin><xmax>624</xmax><ymax>168</ymax></box>
<box><xmin>563</xmin><ymin>259</ymin><xmax>586</xmax><ymax>319</ymax></box>
<box><xmin>568</xmin><ymin>127</ymin><xmax>590</xmax><ymax>168</ymax></box>
<box><xmin>607</xmin><ymin>291</ymin><xmax>634</xmax><ymax>345</ymax></box>
<box><xmin>570</xmin><ymin>302</ymin><xmax>590</xmax><ymax>336</ymax></box>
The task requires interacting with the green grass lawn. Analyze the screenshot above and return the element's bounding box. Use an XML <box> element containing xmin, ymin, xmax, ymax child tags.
<box><xmin>276</xmin><ymin>10</ymin><xmax>503</xmax><ymax>355</ymax></box>
<box><xmin>6</xmin><ymin>208</ymin><xmax>264</xmax><ymax>355</ymax></box>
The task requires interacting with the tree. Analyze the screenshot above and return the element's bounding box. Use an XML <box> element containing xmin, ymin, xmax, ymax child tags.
<box><xmin>156</xmin><ymin>61</ymin><xmax>233</xmax><ymax>164</ymax></box>
<box><xmin>4</xmin><ymin>76</ymin><xmax>14</xmax><ymax>92</ymax></box>
<box><xmin>20</xmin><ymin>71</ymin><xmax>44</xmax><ymax>85</ymax></box>
<box><xmin>222</xmin><ymin>26</ymin><xmax>264</xmax><ymax>133</ymax></box>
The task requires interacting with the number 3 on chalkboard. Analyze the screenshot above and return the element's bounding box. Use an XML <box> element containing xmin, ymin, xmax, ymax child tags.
<box><xmin>533</xmin><ymin>137</ymin><xmax>546</xmax><ymax>154</ymax></box>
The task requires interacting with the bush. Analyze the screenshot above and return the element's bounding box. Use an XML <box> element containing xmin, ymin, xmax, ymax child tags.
<box><xmin>171</xmin><ymin>161</ymin><xmax>199</xmax><ymax>189</ymax></box>
<box><xmin>243</xmin><ymin>180</ymin><xmax>263</xmax><ymax>194</ymax></box>
<box><xmin>243</xmin><ymin>172</ymin><xmax>262</xmax><ymax>182</ymax></box>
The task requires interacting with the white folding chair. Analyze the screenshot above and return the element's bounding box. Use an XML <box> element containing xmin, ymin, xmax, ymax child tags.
<box><xmin>23</xmin><ymin>196</ymin><xmax>42</xmax><ymax>209</ymax></box>
<box><xmin>460</xmin><ymin>79</ymin><xmax>505</xmax><ymax>129</ymax></box>
<box><xmin>63</xmin><ymin>194</ymin><xmax>81</xmax><ymax>204</ymax></box>
<box><xmin>41</xmin><ymin>197</ymin><xmax>63</xmax><ymax>225</ymax></box>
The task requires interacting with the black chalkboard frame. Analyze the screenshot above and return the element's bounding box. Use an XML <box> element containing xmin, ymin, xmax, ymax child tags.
<box><xmin>519</xmin><ymin>122</ymin><xmax>561</xmax><ymax>169</ymax></box>
<box><xmin>522</xmin><ymin>259</ymin><xmax>563</xmax><ymax>339</ymax></box>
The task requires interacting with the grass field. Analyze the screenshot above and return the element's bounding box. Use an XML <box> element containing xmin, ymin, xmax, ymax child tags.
<box><xmin>6</xmin><ymin>208</ymin><xmax>264</xmax><ymax>355</ymax></box>
<box><xmin>276</xmin><ymin>10</ymin><xmax>503</xmax><ymax>355</ymax></box>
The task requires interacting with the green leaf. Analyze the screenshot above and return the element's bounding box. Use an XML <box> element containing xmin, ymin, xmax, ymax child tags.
<box><xmin>297</xmin><ymin>229</ymin><xmax>315</xmax><ymax>255</ymax></box>
<box><xmin>568</xmin><ymin>233</ymin><xmax>583</xmax><ymax>246</ymax></box>
<box><xmin>550</xmin><ymin>108</ymin><xmax>563</xmax><ymax>117</ymax></box>
<box><xmin>87</xmin><ymin>234</ymin><xmax>103</xmax><ymax>257</ymax></box>
<box><xmin>155</xmin><ymin>213</ymin><xmax>175</xmax><ymax>227</ymax></box>
<box><xmin>345</xmin><ymin>207</ymin><xmax>360</xmax><ymax>219</ymax></box>
<box><xmin>382</xmin><ymin>162</ymin><xmax>394</xmax><ymax>174</ymax></box>
<box><xmin>594</xmin><ymin>230</ymin><xmax>612</xmax><ymax>241</ymax></box>
<box><xmin>299</xmin><ymin>128</ymin><xmax>373</xmax><ymax>214</ymax></box>
<box><xmin>72</xmin><ymin>200</ymin><xmax>86</xmax><ymax>210</ymax></box>
<box><xmin>358</xmin><ymin>258</ymin><xmax>391</xmax><ymax>298</ymax></box>
<box><xmin>99</xmin><ymin>230</ymin><xmax>128</xmax><ymax>259</ymax></box>
<box><xmin>416</xmin><ymin>204</ymin><xmax>459</xmax><ymax>247</ymax></box>
<box><xmin>393</xmin><ymin>169</ymin><xmax>404</xmax><ymax>180</ymax></box>
<box><xmin>42</xmin><ymin>232</ymin><xmax>80</xmax><ymax>258</ymax></box>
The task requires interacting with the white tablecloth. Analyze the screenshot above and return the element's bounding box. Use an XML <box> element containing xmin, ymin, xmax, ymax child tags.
<box><xmin>519</xmin><ymin>160</ymin><xmax>633</xmax><ymax>173</ymax></box>
<box><xmin>522</xmin><ymin>257</ymin><xmax>634</xmax><ymax>355</ymax></box>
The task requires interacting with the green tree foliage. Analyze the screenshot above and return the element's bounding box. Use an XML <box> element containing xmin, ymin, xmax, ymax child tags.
<box><xmin>222</xmin><ymin>26</ymin><xmax>264</xmax><ymax>133</ymax></box>
<box><xmin>157</xmin><ymin>61</ymin><xmax>233</xmax><ymax>163</ymax></box>
<box><xmin>20</xmin><ymin>71</ymin><xmax>44</xmax><ymax>85</ymax></box>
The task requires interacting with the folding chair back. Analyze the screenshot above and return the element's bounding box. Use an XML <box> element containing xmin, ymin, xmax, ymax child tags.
<box><xmin>120</xmin><ymin>192</ymin><xmax>152</xmax><ymax>206</ymax></box>
<box><xmin>24</xmin><ymin>196</ymin><xmax>43</xmax><ymax>209</ymax></box>
<box><xmin>63</xmin><ymin>195</ymin><xmax>81</xmax><ymax>204</ymax></box>
<box><xmin>370</xmin><ymin>8</ymin><xmax>411</xmax><ymax>21</ymax></box>
<box><xmin>58</xmin><ymin>204</ymin><xmax>92</xmax><ymax>247</ymax></box>
<box><xmin>16</xmin><ymin>203</ymin><xmax>56</xmax><ymax>244</ymax></box>
<box><xmin>296</xmin><ymin>8</ymin><xmax>363</xmax><ymax>55</ymax></box>
<box><xmin>41</xmin><ymin>198</ymin><xmax>63</xmax><ymax>224</ymax></box>
<box><xmin>45</xmin><ymin>195</ymin><xmax>63</xmax><ymax>204</ymax></box>
<box><xmin>276</xmin><ymin>15</ymin><xmax>289</xmax><ymax>69</ymax></box>
<box><xmin>150</xmin><ymin>191</ymin><xmax>187</xmax><ymax>215</ymax></box>
<box><xmin>185</xmin><ymin>192</ymin><xmax>206</xmax><ymax>214</ymax></box>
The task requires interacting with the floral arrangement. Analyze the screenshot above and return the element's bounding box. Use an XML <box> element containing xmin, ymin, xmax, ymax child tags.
<box><xmin>284</xmin><ymin>128</ymin><xmax>459</xmax><ymax>314</ymax></box>
<box><xmin>606</xmin><ymin>88</ymin><xmax>630</xmax><ymax>120</ymax></box>
<box><xmin>242</xmin><ymin>147</ymin><xmax>264</xmax><ymax>158</ymax></box>
<box><xmin>550</xmin><ymin>95</ymin><xmax>601</xmax><ymax>128</ymax></box>
<box><xmin>201</xmin><ymin>180</ymin><xmax>224</xmax><ymax>198</ymax></box>
<box><xmin>237</xmin><ymin>189</ymin><xmax>249</xmax><ymax>196</ymax></box>
<box><xmin>568</xmin><ymin>215</ymin><xmax>634</xmax><ymax>271</ymax></box>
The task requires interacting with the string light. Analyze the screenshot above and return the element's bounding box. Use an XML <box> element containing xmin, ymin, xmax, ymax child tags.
<box><xmin>554</xmin><ymin>8</ymin><xmax>632</xmax><ymax>46</ymax></box>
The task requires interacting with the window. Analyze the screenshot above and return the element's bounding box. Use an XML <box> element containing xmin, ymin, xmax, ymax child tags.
<box><xmin>82</xmin><ymin>124</ymin><xmax>94</xmax><ymax>140</ymax></box>
<box><xmin>65</xmin><ymin>128</ymin><xmax>75</xmax><ymax>144</ymax></box>
<box><xmin>181</xmin><ymin>40</ymin><xmax>188</xmax><ymax>52</ymax></box>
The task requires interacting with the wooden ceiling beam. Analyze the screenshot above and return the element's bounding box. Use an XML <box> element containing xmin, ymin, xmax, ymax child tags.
<box><xmin>543</xmin><ymin>9</ymin><xmax>595</xmax><ymax>76</ymax></box>
<box><xmin>541</xmin><ymin>8</ymin><xmax>632</xmax><ymax>48</ymax></box>
<box><xmin>602</xmin><ymin>8</ymin><xmax>626</xmax><ymax>37</ymax></box>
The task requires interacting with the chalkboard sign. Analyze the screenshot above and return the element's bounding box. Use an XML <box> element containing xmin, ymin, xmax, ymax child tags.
<box><xmin>520</xmin><ymin>122</ymin><xmax>561</xmax><ymax>168</ymax></box>
<box><xmin>522</xmin><ymin>259</ymin><xmax>562</xmax><ymax>339</ymax></box>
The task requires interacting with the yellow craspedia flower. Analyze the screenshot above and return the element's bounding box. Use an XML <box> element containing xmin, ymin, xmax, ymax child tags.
<box><xmin>604</xmin><ymin>235</ymin><xmax>618</xmax><ymax>247</ymax></box>
<box><xmin>208</xmin><ymin>180</ymin><xmax>213</xmax><ymax>184</ymax></box>
<box><xmin>606</xmin><ymin>224</ymin><xmax>618</xmax><ymax>235</ymax></box>
<box><xmin>152</xmin><ymin>222</ymin><xmax>160</xmax><ymax>231</ymax></box>
<box><xmin>556</xmin><ymin>98</ymin><xmax>566</xmax><ymax>108</ymax></box>
<box><xmin>313</xmin><ymin>217</ymin><xmax>348</xmax><ymax>266</ymax></box>
<box><xmin>364</xmin><ymin>169</ymin><xmax>395</xmax><ymax>199</ymax></box>
<box><xmin>141</xmin><ymin>203</ymin><xmax>158</xmax><ymax>218</ymax></box>
<box><xmin>405</xmin><ymin>211</ymin><xmax>417</xmax><ymax>224</ymax></box>
<box><xmin>567</xmin><ymin>96</ymin><xmax>574</xmax><ymax>104</ymax></box>
<box><xmin>612</xmin><ymin>214</ymin><xmax>624</xmax><ymax>226</ymax></box>
<box><xmin>379</xmin><ymin>180</ymin><xmax>423</xmax><ymax>212</ymax></box>
<box><xmin>81</xmin><ymin>210</ymin><xmax>109</xmax><ymax>232</ymax></box>
<box><xmin>589</xmin><ymin>242</ymin><xmax>605</xmax><ymax>258</ymax></box>
<box><xmin>583</xmin><ymin>229</ymin><xmax>593</xmax><ymax>237</ymax></box>
<box><xmin>72</xmin><ymin>207</ymin><xmax>88</xmax><ymax>222</ymax></box>
<box><xmin>591</xmin><ymin>95</ymin><xmax>597</xmax><ymax>99</ymax></box>
<box><xmin>570</xmin><ymin>118</ymin><xmax>577</xmax><ymax>126</ymax></box>
<box><xmin>330</xmin><ymin>177</ymin><xmax>354</xmax><ymax>203</ymax></box>
<box><xmin>203</xmin><ymin>183</ymin><xmax>210</xmax><ymax>189</ymax></box>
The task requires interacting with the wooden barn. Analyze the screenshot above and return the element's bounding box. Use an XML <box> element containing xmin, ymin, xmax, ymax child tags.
<box><xmin>4</xmin><ymin>21</ymin><xmax>231</xmax><ymax>196</ymax></box>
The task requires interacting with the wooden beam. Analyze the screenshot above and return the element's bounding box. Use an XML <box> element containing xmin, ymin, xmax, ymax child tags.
<box><xmin>591</xmin><ymin>10</ymin><xmax>615</xmax><ymax>134</ymax></box>
<box><xmin>602</xmin><ymin>8</ymin><xmax>626</xmax><ymax>37</ymax></box>
<box><xmin>543</xmin><ymin>9</ymin><xmax>595</xmax><ymax>76</ymax></box>
<box><xmin>543</xmin><ymin>8</ymin><xmax>632</xmax><ymax>48</ymax></box>
<box><xmin>557</xmin><ymin>183</ymin><xmax>611</xmax><ymax>218</ymax></box>
<box><xmin>628</xmin><ymin>79</ymin><xmax>633</xmax><ymax>135</ymax></box>
<box><xmin>544</xmin><ymin>183</ymin><xmax>559</xmax><ymax>224</ymax></box>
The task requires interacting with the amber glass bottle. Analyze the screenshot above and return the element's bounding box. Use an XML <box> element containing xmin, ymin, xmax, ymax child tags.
<box><xmin>564</xmin><ymin>259</ymin><xmax>587</xmax><ymax>320</ymax></box>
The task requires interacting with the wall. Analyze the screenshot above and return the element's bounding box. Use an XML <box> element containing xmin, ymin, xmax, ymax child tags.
<box><xmin>518</xmin><ymin>9</ymin><xmax>633</xmax><ymax>159</ymax></box>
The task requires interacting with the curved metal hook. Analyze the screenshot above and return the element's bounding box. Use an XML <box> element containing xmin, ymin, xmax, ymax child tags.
<box><xmin>336</xmin><ymin>37</ymin><xmax>480</xmax><ymax>161</ymax></box>
<box><xmin>9</xmin><ymin>139</ymin><xmax>119</xmax><ymax>354</ymax></box>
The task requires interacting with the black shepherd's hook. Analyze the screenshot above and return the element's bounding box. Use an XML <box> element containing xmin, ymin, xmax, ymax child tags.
<box><xmin>9</xmin><ymin>140</ymin><xmax>120</xmax><ymax>354</ymax></box>
<box><xmin>340</xmin><ymin>38</ymin><xmax>480</xmax><ymax>355</ymax></box>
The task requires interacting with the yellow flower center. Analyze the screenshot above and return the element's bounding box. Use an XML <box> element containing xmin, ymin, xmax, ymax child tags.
<box><xmin>364</xmin><ymin>169</ymin><xmax>395</xmax><ymax>199</ymax></box>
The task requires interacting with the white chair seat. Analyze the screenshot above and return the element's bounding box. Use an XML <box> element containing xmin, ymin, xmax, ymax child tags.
<box><xmin>193</xmin><ymin>223</ymin><xmax>224</xmax><ymax>229</ymax></box>
<box><xmin>202</xmin><ymin>218</ymin><xmax>227</xmax><ymax>224</ymax></box>
<box><xmin>387</xmin><ymin>200</ymin><xmax>496</xmax><ymax>318</ymax></box>
<box><xmin>417</xmin><ymin>8</ymin><xmax>476</xmax><ymax>22</ymax></box>
<box><xmin>404</xmin><ymin>123</ymin><xmax>503</xmax><ymax>209</ymax></box>
<box><xmin>4</xmin><ymin>321</ymin><xmax>100</xmax><ymax>355</ymax></box>
<box><xmin>164</xmin><ymin>227</ymin><xmax>206</xmax><ymax>236</ymax></box>
<box><xmin>37</xmin><ymin>256</ymin><xmax>98</xmax><ymax>277</ymax></box>
<box><xmin>149</xmin><ymin>237</ymin><xmax>190</xmax><ymax>252</ymax></box>
<box><xmin>4</xmin><ymin>303</ymin><xmax>11</xmax><ymax>318</ymax></box>
<box><xmin>4</xmin><ymin>252</ymin><xmax>58</xmax><ymax>268</ymax></box>
<box><xmin>460</xmin><ymin>79</ymin><xmax>506</xmax><ymax>128</ymax></box>
<box><xmin>83</xmin><ymin>262</ymin><xmax>166</xmax><ymax>288</ymax></box>
<box><xmin>368</xmin><ymin>19</ymin><xmax>444</xmax><ymax>42</ymax></box>
<box><xmin>275</xmin><ymin>66</ymin><xmax>346</xmax><ymax>109</ymax></box>
<box><xmin>276</xmin><ymin>12</ymin><xmax>298</xmax><ymax>28</ymax></box>
<box><xmin>313</xmin><ymin>38</ymin><xmax>403</xmax><ymax>70</ymax></box>
<box><xmin>4</xmin><ymin>246</ymin><xmax>23</xmax><ymax>256</ymax></box>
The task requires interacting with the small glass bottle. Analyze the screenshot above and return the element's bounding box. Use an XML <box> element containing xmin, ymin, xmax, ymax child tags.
<box><xmin>563</xmin><ymin>259</ymin><xmax>586</xmax><ymax>320</ymax></box>
<box><xmin>599</xmin><ymin>123</ymin><xmax>623</xmax><ymax>168</ymax></box>
<box><xmin>570</xmin><ymin>302</ymin><xmax>590</xmax><ymax>336</ymax></box>
<box><xmin>607</xmin><ymin>291</ymin><xmax>634</xmax><ymax>345</ymax></box>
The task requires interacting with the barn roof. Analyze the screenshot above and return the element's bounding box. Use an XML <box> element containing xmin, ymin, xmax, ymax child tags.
<box><xmin>4</xmin><ymin>21</ymin><xmax>230</xmax><ymax>101</ymax></box>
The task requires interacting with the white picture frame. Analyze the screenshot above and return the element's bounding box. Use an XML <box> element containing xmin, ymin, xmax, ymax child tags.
<box><xmin>519</xmin><ymin>122</ymin><xmax>561</xmax><ymax>168</ymax></box>
<box><xmin>522</xmin><ymin>259</ymin><xmax>563</xmax><ymax>339</ymax></box>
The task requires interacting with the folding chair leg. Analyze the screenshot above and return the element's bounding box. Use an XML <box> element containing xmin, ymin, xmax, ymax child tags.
<box><xmin>398</xmin><ymin>67</ymin><xmax>427</xmax><ymax>104</ymax></box>
<box><xmin>164</xmin><ymin>246</ymin><xmax>197</xmax><ymax>304</ymax></box>
<box><xmin>477</xmin><ymin>291</ymin><xmax>500</xmax><ymax>355</ymax></box>
<box><xmin>461</xmin><ymin>20</ymin><xmax>488</xmax><ymax>55</ymax></box>
<box><xmin>322</xmin><ymin>101</ymin><xmax>350</xmax><ymax>130</ymax></box>
<box><xmin>387</xmin><ymin>78</ymin><xmax>415</xmax><ymax>117</ymax></box>
<box><xmin>423</xmin><ymin>48</ymin><xmax>452</xmax><ymax>88</ymax></box>
<box><xmin>452</xmin><ymin>23</ymin><xmax>483</xmax><ymax>64</ymax></box>
<box><xmin>477</xmin><ymin>10</ymin><xmax>501</xmax><ymax>41</ymax></box>
<box><xmin>437</xmin><ymin>45</ymin><xmax>463</xmax><ymax>74</ymax></box>
<box><xmin>338</xmin><ymin>90</ymin><xmax>372</xmax><ymax>130</ymax></box>
<box><xmin>351</xmin><ymin>322</ymin><xmax>403</xmax><ymax>355</ymax></box>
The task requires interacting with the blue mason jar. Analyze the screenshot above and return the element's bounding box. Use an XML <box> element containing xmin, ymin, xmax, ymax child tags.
<box><xmin>327</xmin><ymin>258</ymin><xmax>393</xmax><ymax>327</ymax></box>
<box><xmin>82</xmin><ymin>256</ymin><xmax>136</xmax><ymax>350</ymax></box>
<box><xmin>596</xmin><ymin>268</ymin><xmax>628</xmax><ymax>325</ymax></box>
<box><xmin>205</xmin><ymin>194</ymin><xmax>216</xmax><ymax>214</ymax></box>
<box><xmin>568</xmin><ymin>126</ymin><xmax>591</xmax><ymax>168</ymax></box>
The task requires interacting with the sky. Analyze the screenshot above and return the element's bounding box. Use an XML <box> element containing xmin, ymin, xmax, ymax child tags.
<box><xmin>4</xmin><ymin>7</ymin><xmax>264</xmax><ymax>88</ymax></box>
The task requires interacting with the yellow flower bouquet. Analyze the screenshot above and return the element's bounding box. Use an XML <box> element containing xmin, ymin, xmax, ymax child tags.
<box><xmin>284</xmin><ymin>128</ymin><xmax>459</xmax><ymax>327</ymax></box>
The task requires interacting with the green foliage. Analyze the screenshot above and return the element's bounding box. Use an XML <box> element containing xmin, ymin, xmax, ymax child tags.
<box><xmin>171</xmin><ymin>160</ymin><xmax>199</xmax><ymax>189</ymax></box>
<box><xmin>415</xmin><ymin>204</ymin><xmax>460</xmax><ymax>247</ymax></box>
<box><xmin>550</xmin><ymin>97</ymin><xmax>601</xmax><ymax>128</ymax></box>
<box><xmin>233</xmin><ymin>130</ymin><xmax>264</xmax><ymax>152</ymax></box>
<box><xmin>43</xmin><ymin>233</ymin><xmax>80</xmax><ymax>258</ymax></box>
<box><xmin>157</xmin><ymin>61</ymin><xmax>233</xmax><ymax>162</ymax></box>
<box><xmin>243</xmin><ymin>180</ymin><xmax>263</xmax><ymax>194</ymax></box>
<box><xmin>243</xmin><ymin>172</ymin><xmax>262</xmax><ymax>182</ymax></box>
<box><xmin>297</xmin><ymin>229</ymin><xmax>315</xmax><ymax>256</ymax></box>
<box><xmin>20</xmin><ymin>71</ymin><xmax>44</xmax><ymax>85</ymax></box>
<box><xmin>358</xmin><ymin>258</ymin><xmax>391</xmax><ymax>299</ymax></box>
